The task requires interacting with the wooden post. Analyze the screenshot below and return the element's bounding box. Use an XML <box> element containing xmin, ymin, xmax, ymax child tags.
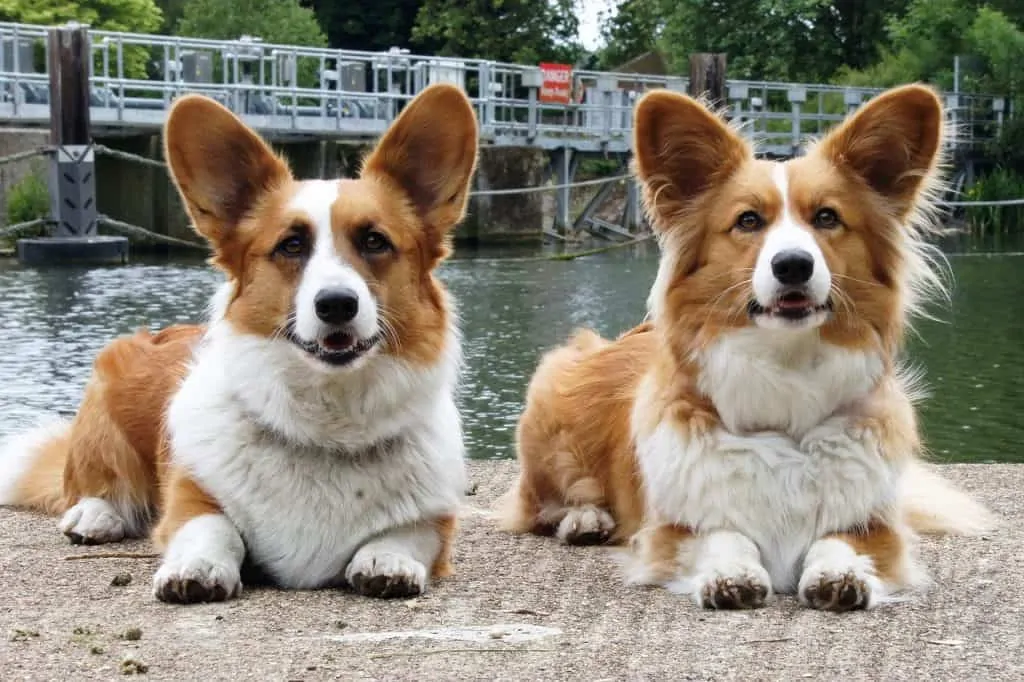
<box><xmin>46</xmin><ymin>23</ymin><xmax>99</xmax><ymax>239</ymax></box>
<box><xmin>18</xmin><ymin>22</ymin><xmax>127</xmax><ymax>265</ymax></box>
<box><xmin>688</xmin><ymin>53</ymin><xmax>727</xmax><ymax>109</ymax></box>
<box><xmin>47</xmin><ymin>23</ymin><xmax>91</xmax><ymax>147</ymax></box>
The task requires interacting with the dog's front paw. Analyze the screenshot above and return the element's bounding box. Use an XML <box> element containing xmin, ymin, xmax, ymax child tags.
<box><xmin>556</xmin><ymin>505</ymin><xmax>616</xmax><ymax>545</ymax></box>
<box><xmin>345</xmin><ymin>549</ymin><xmax>426</xmax><ymax>599</ymax></box>
<box><xmin>58</xmin><ymin>497</ymin><xmax>127</xmax><ymax>545</ymax></box>
<box><xmin>695</xmin><ymin>569</ymin><xmax>771</xmax><ymax>610</ymax></box>
<box><xmin>153</xmin><ymin>557</ymin><xmax>242</xmax><ymax>604</ymax></box>
<box><xmin>799</xmin><ymin>537</ymin><xmax>882</xmax><ymax>611</ymax></box>
<box><xmin>799</xmin><ymin>568</ymin><xmax>873</xmax><ymax>612</ymax></box>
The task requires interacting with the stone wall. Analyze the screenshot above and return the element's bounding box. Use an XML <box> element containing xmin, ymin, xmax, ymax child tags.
<box><xmin>459</xmin><ymin>147</ymin><xmax>548</xmax><ymax>245</ymax></box>
<box><xmin>5</xmin><ymin>131</ymin><xmax>551</xmax><ymax>249</ymax></box>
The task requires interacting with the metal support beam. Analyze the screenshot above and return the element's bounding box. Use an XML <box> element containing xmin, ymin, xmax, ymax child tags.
<box><xmin>551</xmin><ymin>147</ymin><xmax>577</xmax><ymax>233</ymax></box>
<box><xmin>623</xmin><ymin>177</ymin><xmax>644</xmax><ymax>233</ymax></box>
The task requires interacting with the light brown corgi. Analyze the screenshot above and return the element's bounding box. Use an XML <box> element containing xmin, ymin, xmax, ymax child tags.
<box><xmin>497</xmin><ymin>84</ymin><xmax>995</xmax><ymax>611</ymax></box>
<box><xmin>0</xmin><ymin>83</ymin><xmax>479</xmax><ymax>604</ymax></box>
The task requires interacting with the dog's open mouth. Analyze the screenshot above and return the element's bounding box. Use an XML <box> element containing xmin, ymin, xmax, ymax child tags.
<box><xmin>285</xmin><ymin>327</ymin><xmax>381</xmax><ymax>366</ymax></box>
<box><xmin>748</xmin><ymin>290</ymin><xmax>833</xmax><ymax>321</ymax></box>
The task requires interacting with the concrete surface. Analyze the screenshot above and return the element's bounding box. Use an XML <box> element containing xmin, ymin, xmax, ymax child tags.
<box><xmin>1</xmin><ymin>461</ymin><xmax>1020</xmax><ymax>682</ymax></box>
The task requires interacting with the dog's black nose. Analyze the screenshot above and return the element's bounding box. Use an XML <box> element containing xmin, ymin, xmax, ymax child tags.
<box><xmin>771</xmin><ymin>249</ymin><xmax>815</xmax><ymax>285</ymax></box>
<box><xmin>314</xmin><ymin>288</ymin><xmax>359</xmax><ymax>324</ymax></box>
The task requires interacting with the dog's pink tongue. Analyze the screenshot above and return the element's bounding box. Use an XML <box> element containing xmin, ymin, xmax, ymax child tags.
<box><xmin>321</xmin><ymin>332</ymin><xmax>354</xmax><ymax>351</ymax></box>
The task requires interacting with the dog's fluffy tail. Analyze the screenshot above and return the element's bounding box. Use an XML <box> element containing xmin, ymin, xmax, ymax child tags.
<box><xmin>0</xmin><ymin>415</ymin><xmax>72</xmax><ymax>515</ymax></box>
<box><xmin>565</xmin><ymin>328</ymin><xmax>609</xmax><ymax>355</ymax></box>
<box><xmin>901</xmin><ymin>459</ymin><xmax>996</xmax><ymax>536</ymax></box>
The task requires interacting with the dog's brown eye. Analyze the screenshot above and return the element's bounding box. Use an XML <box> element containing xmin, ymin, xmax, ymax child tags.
<box><xmin>356</xmin><ymin>227</ymin><xmax>393</xmax><ymax>255</ymax></box>
<box><xmin>275</xmin><ymin>233</ymin><xmax>309</xmax><ymax>258</ymax></box>
<box><xmin>814</xmin><ymin>208</ymin><xmax>840</xmax><ymax>229</ymax></box>
<box><xmin>735</xmin><ymin>211</ymin><xmax>764</xmax><ymax>232</ymax></box>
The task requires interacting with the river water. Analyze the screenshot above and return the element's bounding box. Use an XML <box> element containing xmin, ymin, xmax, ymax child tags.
<box><xmin>0</xmin><ymin>241</ymin><xmax>1021</xmax><ymax>462</ymax></box>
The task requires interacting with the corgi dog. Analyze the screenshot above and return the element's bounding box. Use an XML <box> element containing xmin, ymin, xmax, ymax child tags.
<box><xmin>496</xmin><ymin>84</ymin><xmax>995</xmax><ymax>611</ymax></box>
<box><xmin>0</xmin><ymin>83</ymin><xmax>479</xmax><ymax>604</ymax></box>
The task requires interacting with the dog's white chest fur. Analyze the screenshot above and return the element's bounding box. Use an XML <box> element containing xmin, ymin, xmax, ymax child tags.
<box><xmin>166</xmin><ymin>324</ymin><xmax>466</xmax><ymax>589</ymax></box>
<box><xmin>696</xmin><ymin>328</ymin><xmax>884</xmax><ymax>437</ymax></box>
<box><xmin>634</xmin><ymin>329</ymin><xmax>898</xmax><ymax>592</ymax></box>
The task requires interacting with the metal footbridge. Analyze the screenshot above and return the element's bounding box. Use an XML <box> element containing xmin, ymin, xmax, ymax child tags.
<box><xmin>0</xmin><ymin>22</ymin><xmax>1012</xmax><ymax>155</ymax></box>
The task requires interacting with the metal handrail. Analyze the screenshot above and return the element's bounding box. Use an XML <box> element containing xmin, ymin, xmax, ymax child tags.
<box><xmin>0</xmin><ymin>21</ymin><xmax>1010</xmax><ymax>153</ymax></box>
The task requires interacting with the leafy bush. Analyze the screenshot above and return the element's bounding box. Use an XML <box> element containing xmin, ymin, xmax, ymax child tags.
<box><xmin>962</xmin><ymin>166</ymin><xmax>1024</xmax><ymax>234</ymax></box>
<box><xmin>6</xmin><ymin>170</ymin><xmax>50</xmax><ymax>229</ymax></box>
<box><xmin>987</xmin><ymin>116</ymin><xmax>1024</xmax><ymax>174</ymax></box>
<box><xmin>0</xmin><ymin>0</ymin><xmax>165</xmax><ymax>79</ymax></box>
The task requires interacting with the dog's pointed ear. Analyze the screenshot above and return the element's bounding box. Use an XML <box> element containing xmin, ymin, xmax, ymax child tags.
<box><xmin>816</xmin><ymin>84</ymin><xmax>944</xmax><ymax>217</ymax></box>
<box><xmin>632</xmin><ymin>90</ymin><xmax>750</xmax><ymax>233</ymax></box>
<box><xmin>164</xmin><ymin>95</ymin><xmax>292</xmax><ymax>246</ymax></box>
<box><xmin>361</xmin><ymin>84</ymin><xmax>479</xmax><ymax>232</ymax></box>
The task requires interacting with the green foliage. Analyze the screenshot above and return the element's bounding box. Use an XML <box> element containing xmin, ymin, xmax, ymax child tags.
<box><xmin>0</xmin><ymin>0</ymin><xmax>163</xmax><ymax>32</ymax></box>
<box><xmin>655</xmin><ymin>0</ymin><xmax>830</xmax><ymax>80</ymax></box>
<box><xmin>966</xmin><ymin>8</ymin><xmax>1024</xmax><ymax>95</ymax></box>
<box><xmin>410</xmin><ymin>0</ymin><xmax>582</xmax><ymax>64</ymax></box>
<box><xmin>0</xmin><ymin>0</ymin><xmax>164</xmax><ymax>78</ymax></box>
<box><xmin>302</xmin><ymin>0</ymin><xmax>420</xmax><ymax>53</ymax></box>
<box><xmin>834</xmin><ymin>1</ymin><xmax>1024</xmax><ymax>94</ymax></box>
<box><xmin>988</xmin><ymin>117</ymin><xmax>1024</xmax><ymax>174</ymax></box>
<box><xmin>155</xmin><ymin>0</ymin><xmax>187</xmax><ymax>33</ymax></box>
<box><xmin>177</xmin><ymin>0</ymin><xmax>326</xmax><ymax>47</ymax></box>
<box><xmin>177</xmin><ymin>0</ymin><xmax>327</xmax><ymax>88</ymax></box>
<box><xmin>595</xmin><ymin>0</ymin><xmax>661</xmax><ymax>70</ymax></box>
<box><xmin>595</xmin><ymin>0</ymin><xmax>907</xmax><ymax>82</ymax></box>
<box><xmin>962</xmin><ymin>166</ymin><xmax>1024</xmax><ymax>234</ymax></box>
<box><xmin>6</xmin><ymin>168</ymin><xmax>50</xmax><ymax>231</ymax></box>
<box><xmin>577</xmin><ymin>156</ymin><xmax>622</xmax><ymax>179</ymax></box>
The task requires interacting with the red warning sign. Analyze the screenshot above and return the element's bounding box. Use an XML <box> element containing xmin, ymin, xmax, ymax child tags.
<box><xmin>539</xmin><ymin>62</ymin><xmax>572</xmax><ymax>104</ymax></box>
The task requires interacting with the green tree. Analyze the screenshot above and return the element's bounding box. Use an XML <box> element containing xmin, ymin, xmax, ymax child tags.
<box><xmin>155</xmin><ymin>0</ymin><xmax>187</xmax><ymax>33</ymax></box>
<box><xmin>0</xmin><ymin>0</ymin><xmax>163</xmax><ymax>77</ymax></box>
<box><xmin>177</xmin><ymin>0</ymin><xmax>326</xmax><ymax>47</ymax></box>
<box><xmin>0</xmin><ymin>0</ymin><xmax>162</xmax><ymax>32</ymax></box>
<box><xmin>595</xmin><ymin>0</ymin><xmax>906</xmax><ymax>82</ymax></box>
<box><xmin>834</xmin><ymin>0</ymin><xmax>1024</xmax><ymax>94</ymax></box>
<box><xmin>410</xmin><ymin>0</ymin><xmax>582</xmax><ymax>64</ymax></box>
<box><xmin>302</xmin><ymin>0</ymin><xmax>421</xmax><ymax>52</ymax></box>
<box><xmin>176</xmin><ymin>0</ymin><xmax>327</xmax><ymax>87</ymax></box>
<box><xmin>595</xmin><ymin>0</ymin><xmax>661</xmax><ymax>70</ymax></box>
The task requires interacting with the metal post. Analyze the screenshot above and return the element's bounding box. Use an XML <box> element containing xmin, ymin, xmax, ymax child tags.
<box><xmin>552</xmin><ymin>147</ymin><xmax>575</xmax><ymax>233</ymax></box>
<box><xmin>478</xmin><ymin>61</ymin><xmax>491</xmax><ymax>129</ymax></box>
<box><xmin>596</xmin><ymin>75</ymin><xmax>615</xmax><ymax>142</ymax></box>
<box><xmin>993</xmin><ymin>97</ymin><xmax>1005</xmax><ymax>136</ymax></box>
<box><xmin>728</xmin><ymin>84</ymin><xmax>748</xmax><ymax>126</ymax></box>
<box><xmin>624</xmin><ymin>177</ymin><xmax>643</xmax><ymax>233</ymax></box>
<box><xmin>787</xmin><ymin>86</ymin><xmax>807</xmax><ymax>157</ymax></box>
<box><xmin>17</xmin><ymin>22</ymin><xmax>128</xmax><ymax>266</ymax></box>
<box><xmin>522</xmin><ymin>67</ymin><xmax>542</xmax><ymax>142</ymax></box>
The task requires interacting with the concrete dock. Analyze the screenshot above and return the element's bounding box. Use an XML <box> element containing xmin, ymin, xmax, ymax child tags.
<box><xmin>1</xmin><ymin>461</ymin><xmax>1021</xmax><ymax>681</ymax></box>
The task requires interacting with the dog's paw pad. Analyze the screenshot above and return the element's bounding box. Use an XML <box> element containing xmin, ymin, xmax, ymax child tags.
<box><xmin>800</xmin><ymin>570</ymin><xmax>871</xmax><ymax>612</ymax></box>
<box><xmin>345</xmin><ymin>551</ymin><xmax>426</xmax><ymax>599</ymax></box>
<box><xmin>700</xmin><ymin>574</ymin><xmax>770</xmax><ymax>610</ymax></box>
<box><xmin>153</xmin><ymin>558</ymin><xmax>241</xmax><ymax>604</ymax></box>
<box><xmin>58</xmin><ymin>498</ymin><xmax>127</xmax><ymax>545</ymax></box>
<box><xmin>556</xmin><ymin>506</ymin><xmax>616</xmax><ymax>546</ymax></box>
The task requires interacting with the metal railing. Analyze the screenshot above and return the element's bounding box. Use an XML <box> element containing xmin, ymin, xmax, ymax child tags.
<box><xmin>0</xmin><ymin>21</ymin><xmax>1012</xmax><ymax>154</ymax></box>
